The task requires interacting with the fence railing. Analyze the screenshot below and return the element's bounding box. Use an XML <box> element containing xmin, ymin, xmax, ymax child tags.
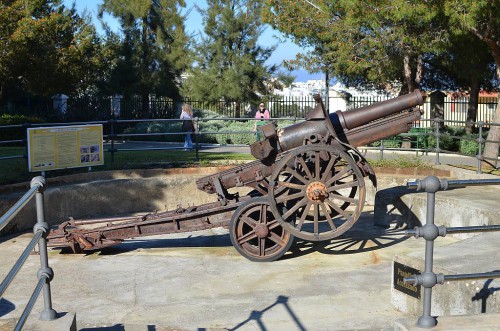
<box><xmin>0</xmin><ymin>177</ymin><xmax>57</xmax><ymax>330</ymax></box>
<box><xmin>2</xmin><ymin>94</ymin><xmax>498</xmax><ymax>121</ymax></box>
<box><xmin>1</xmin><ymin>115</ymin><xmax>500</xmax><ymax>177</ymax></box>
<box><xmin>403</xmin><ymin>176</ymin><xmax>500</xmax><ymax>328</ymax></box>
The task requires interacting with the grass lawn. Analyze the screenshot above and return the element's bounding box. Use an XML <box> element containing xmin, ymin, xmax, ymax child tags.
<box><xmin>0</xmin><ymin>146</ymin><xmax>254</xmax><ymax>186</ymax></box>
<box><xmin>2</xmin><ymin>146</ymin><xmax>485</xmax><ymax>187</ymax></box>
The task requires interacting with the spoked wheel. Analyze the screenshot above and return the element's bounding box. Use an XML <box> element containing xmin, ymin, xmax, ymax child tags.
<box><xmin>268</xmin><ymin>144</ymin><xmax>365</xmax><ymax>241</ymax></box>
<box><xmin>229</xmin><ymin>197</ymin><xmax>294</xmax><ymax>262</ymax></box>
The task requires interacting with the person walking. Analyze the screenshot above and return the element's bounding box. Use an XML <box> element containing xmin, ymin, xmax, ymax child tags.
<box><xmin>180</xmin><ymin>103</ymin><xmax>195</xmax><ymax>149</ymax></box>
<box><xmin>254</xmin><ymin>102</ymin><xmax>270</xmax><ymax>141</ymax></box>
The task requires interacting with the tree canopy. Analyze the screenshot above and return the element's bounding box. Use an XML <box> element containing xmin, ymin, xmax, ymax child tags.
<box><xmin>182</xmin><ymin>0</ymin><xmax>285</xmax><ymax>117</ymax></box>
<box><xmin>99</xmin><ymin>0</ymin><xmax>191</xmax><ymax>117</ymax></box>
<box><xmin>444</xmin><ymin>0</ymin><xmax>500</xmax><ymax>165</ymax></box>
<box><xmin>0</xmin><ymin>0</ymin><xmax>102</xmax><ymax>101</ymax></box>
<box><xmin>263</xmin><ymin>0</ymin><xmax>451</xmax><ymax>94</ymax></box>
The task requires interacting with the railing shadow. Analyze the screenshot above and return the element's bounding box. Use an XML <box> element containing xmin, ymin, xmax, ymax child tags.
<box><xmin>0</xmin><ymin>298</ymin><xmax>15</xmax><ymax>317</ymax></box>
<box><xmin>197</xmin><ymin>295</ymin><xmax>306</xmax><ymax>331</ymax></box>
<box><xmin>80</xmin><ymin>324</ymin><xmax>157</xmax><ymax>330</ymax></box>
<box><xmin>471</xmin><ymin>276</ymin><xmax>500</xmax><ymax>314</ymax></box>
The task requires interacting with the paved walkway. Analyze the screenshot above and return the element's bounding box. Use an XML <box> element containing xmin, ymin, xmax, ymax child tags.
<box><xmin>0</xmin><ymin>208</ymin><xmax>462</xmax><ymax>331</ymax></box>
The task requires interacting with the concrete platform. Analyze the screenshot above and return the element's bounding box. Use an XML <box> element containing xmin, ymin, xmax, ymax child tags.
<box><xmin>1</xmin><ymin>166</ymin><xmax>500</xmax><ymax>330</ymax></box>
<box><xmin>0</xmin><ymin>208</ymin><xmax>461</xmax><ymax>331</ymax></box>
<box><xmin>374</xmin><ymin>183</ymin><xmax>500</xmax><ymax>237</ymax></box>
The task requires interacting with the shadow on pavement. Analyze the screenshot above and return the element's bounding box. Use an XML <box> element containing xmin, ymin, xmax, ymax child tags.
<box><xmin>0</xmin><ymin>298</ymin><xmax>15</xmax><ymax>318</ymax></box>
<box><xmin>80</xmin><ymin>324</ymin><xmax>158</xmax><ymax>330</ymax></box>
<box><xmin>51</xmin><ymin>211</ymin><xmax>413</xmax><ymax>261</ymax></box>
<box><xmin>284</xmin><ymin>211</ymin><xmax>413</xmax><ymax>259</ymax></box>
<box><xmin>199</xmin><ymin>295</ymin><xmax>306</xmax><ymax>331</ymax></box>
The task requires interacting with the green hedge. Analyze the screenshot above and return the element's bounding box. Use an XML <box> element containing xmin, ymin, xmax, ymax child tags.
<box><xmin>459</xmin><ymin>134</ymin><xmax>482</xmax><ymax>156</ymax></box>
<box><xmin>121</xmin><ymin>109</ymin><xmax>298</xmax><ymax>145</ymax></box>
<box><xmin>0</xmin><ymin>114</ymin><xmax>45</xmax><ymax>142</ymax></box>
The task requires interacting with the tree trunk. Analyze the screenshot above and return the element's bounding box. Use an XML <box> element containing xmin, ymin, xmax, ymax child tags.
<box><xmin>466</xmin><ymin>79</ymin><xmax>479</xmax><ymax>134</ymax></box>
<box><xmin>141</xmin><ymin>92</ymin><xmax>150</xmax><ymax>119</ymax></box>
<box><xmin>402</xmin><ymin>52</ymin><xmax>422</xmax><ymax>93</ymax></box>
<box><xmin>482</xmin><ymin>58</ymin><xmax>500</xmax><ymax>168</ymax></box>
<box><xmin>235</xmin><ymin>101</ymin><xmax>241</xmax><ymax>118</ymax></box>
<box><xmin>140</xmin><ymin>17</ymin><xmax>150</xmax><ymax>118</ymax></box>
<box><xmin>403</xmin><ymin>53</ymin><xmax>415</xmax><ymax>92</ymax></box>
<box><xmin>482</xmin><ymin>96</ymin><xmax>500</xmax><ymax>168</ymax></box>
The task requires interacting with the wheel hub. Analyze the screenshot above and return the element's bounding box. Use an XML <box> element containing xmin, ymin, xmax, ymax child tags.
<box><xmin>254</xmin><ymin>223</ymin><xmax>270</xmax><ymax>238</ymax></box>
<box><xmin>306</xmin><ymin>181</ymin><xmax>328</xmax><ymax>201</ymax></box>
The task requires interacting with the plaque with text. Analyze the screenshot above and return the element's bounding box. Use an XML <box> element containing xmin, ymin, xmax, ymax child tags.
<box><xmin>393</xmin><ymin>261</ymin><xmax>421</xmax><ymax>299</ymax></box>
<box><xmin>27</xmin><ymin>125</ymin><xmax>103</xmax><ymax>172</ymax></box>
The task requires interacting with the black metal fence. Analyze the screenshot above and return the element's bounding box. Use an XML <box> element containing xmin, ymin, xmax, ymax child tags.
<box><xmin>1</xmin><ymin>94</ymin><xmax>498</xmax><ymax>123</ymax></box>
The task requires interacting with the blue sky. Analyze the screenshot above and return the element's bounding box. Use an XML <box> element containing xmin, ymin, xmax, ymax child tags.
<box><xmin>63</xmin><ymin>0</ymin><xmax>322</xmax><ymax>82</ymax></box>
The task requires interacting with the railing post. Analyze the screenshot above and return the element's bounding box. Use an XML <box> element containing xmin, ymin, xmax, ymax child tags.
<box><xmin>477</xmin><ymin>122</ymin><xmax>484</xmax><ymax>174</ymax></box>
<box><xmin>379</xmin><ymin>140</ymin><xmax>384</xmax><ymax>160</ymax></box>
<box><xmin>405</xmin><ymin>176</ymin><xmax>447</xmax><ymax>328</ymax></box>
<box><xmin>434</xmin><ymin>120</ymin><xmax>441</xmax><ymax>165</ymax></box>
<box><xmin>194</xmin><ymin>117</ymin><xmax>199</xmax><ymax>161</ymax></box>
<box><xmin>419</xmin><ymin>185</ymin><xmax>438</xmax><ymax>328</ymax></box>
<box><xmin>109</xmin><ymin>118</ymin><xmax>116</xmax><ymax>163</ymax></box>
<box><xmin>31</xmin><ymin>177</ymin><xmax>57</xmax><ymax>321</ymax></box>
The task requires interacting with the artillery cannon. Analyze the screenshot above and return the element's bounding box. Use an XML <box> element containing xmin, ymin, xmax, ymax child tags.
<box><xmin>47</xmin><ymin>90</ymin><xmax>423</xmax><ymax>262</ymax></box>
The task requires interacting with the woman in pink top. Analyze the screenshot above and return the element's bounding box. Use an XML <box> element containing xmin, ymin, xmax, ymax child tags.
<box><xmin>254</xmin><ymin>102</ymin><xmax>270</xmax><ymax>141</ymax></box>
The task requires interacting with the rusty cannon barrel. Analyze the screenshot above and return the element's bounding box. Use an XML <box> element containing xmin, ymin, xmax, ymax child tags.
<box><xmin>273</xmin><ymin>89</ymin><xmax>424</xmax><ymax>153</ymax></box>
<box><xmin>334</xmin><ymin>89</ymin><xmax>423</xmax><ymax>130</ymax></box>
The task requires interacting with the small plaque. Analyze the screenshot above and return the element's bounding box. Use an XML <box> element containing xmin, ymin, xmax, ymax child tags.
<box><xmin>393</xmin><ymin>261</ymin><xmax>421</xmax><ymax>299</ymax></box>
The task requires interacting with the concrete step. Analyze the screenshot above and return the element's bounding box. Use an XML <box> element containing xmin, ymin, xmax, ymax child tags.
<box><xmin>374</xmin><ymin>183</ymin><xmax>500</xmax><ymax>239</ymax></box>
<box><xmin>375</xmin><ymin>182</ymin><xmax>500</xmax><ymax>321</ymax></box>
<box><xmin>395</xmin><ymin>312</ymin><xmax>500</xmax><ymax>330</ymax></box>
<box><xmin>392</xmin><ymin>232</ymin><xmax>500</xmax><ymax>317</ymax></box>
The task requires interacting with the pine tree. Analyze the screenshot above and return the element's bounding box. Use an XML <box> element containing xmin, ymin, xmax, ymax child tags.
<box><xmin>99</xmin><ymin>0</ymin><xmax>192</xmax><ymax>118</ymax></box>
<box><xmin>184</xmin><ymin>0</ymin><xmax>279</xmax><ymax>118</ymax></box>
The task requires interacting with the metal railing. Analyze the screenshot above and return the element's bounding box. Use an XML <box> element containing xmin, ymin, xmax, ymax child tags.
<box><xmin>0</xmin><ymin>176</ymin><xmax>57</xmax><ymax>330</ymax></box>
<box><xmin>363</xmin><ymin>117</ymin><xmax>500</xmax><ymax>174</ymax></box>
<box><xmin>0</xmin><ymin>116</ymin><xmax>303</xmax><ymax>163</ymax></box>
<box><xmin>403</xmin><ymin>176</ymin><xmax>500</xmax><ymax>328</ymax></box>
<box><xmin>2</xmin><ymin>115</ymin><xmax>500</xmax><ymax>176</ymax></box>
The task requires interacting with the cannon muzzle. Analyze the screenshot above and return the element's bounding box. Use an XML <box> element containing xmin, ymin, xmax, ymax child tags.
<box><xmin>272</xmin><ymin>90</ymin><xmax>423</xmax><ymax>154</ymax></box>
<box><xmin>333</xmin><ymin>89</ymin><xmax>424</xmax><ymax>130</ymax></box>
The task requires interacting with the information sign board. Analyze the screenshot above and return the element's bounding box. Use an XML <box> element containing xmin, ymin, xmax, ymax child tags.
<box><xmin>27</xmin><ymin>125</ymin><xmax>104</xmax><ymax>172</ymax></box>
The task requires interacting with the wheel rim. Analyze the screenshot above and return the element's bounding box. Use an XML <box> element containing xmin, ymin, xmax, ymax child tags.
<box><xmin>229</xmin><ymin>197</ymin><xmax>294</xmax><ymax>262</ymax></box>
<box><xmin>269</xmin><ymin>145</ymin><xmax>365</xmax><ymax>241</ymax></box>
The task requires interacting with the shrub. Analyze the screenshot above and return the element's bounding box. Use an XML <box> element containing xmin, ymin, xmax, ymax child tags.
<box><xmin>427</xmin><ymin>131</ymin><xmax>455</xmax><ymax>151</ymax></box>
<box><xmin>459</xmin><ymin>134</ymin><xmax>482</xmax><ymax>156</ymax></box>
<box><xmin>0</xmin><ymin>114</ymin><xmax>45</xmax><ymax>142</ymax></box>
<box><xmin>369</xmin><ymin>156</ymin><xmax>431</xmax><ymax>168</ymax></box>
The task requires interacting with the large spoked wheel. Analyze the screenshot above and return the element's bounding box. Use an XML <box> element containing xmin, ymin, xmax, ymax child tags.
<box><xmin>268</xmin><ymin>144</ymin><xmax>365</xmax><ymax>241</ymax></box>
<box><xmin>229</xmin><ymin>197</ymin><xmax>294</xmax><ymax>262</ymax></box>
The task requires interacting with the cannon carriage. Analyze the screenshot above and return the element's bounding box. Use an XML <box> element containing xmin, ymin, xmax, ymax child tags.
<box><xmin>47</xmin><ymin>90</ymin><xmax>424</xmax><ymax>262</ymax></box>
